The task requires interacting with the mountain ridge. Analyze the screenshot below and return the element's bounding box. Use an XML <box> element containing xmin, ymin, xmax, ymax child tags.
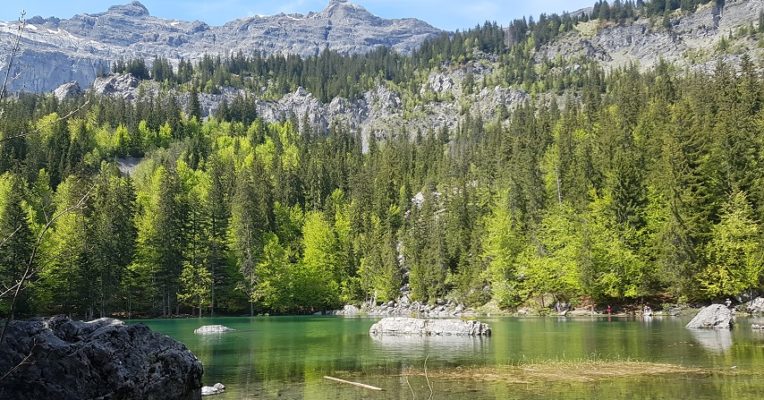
<box><xmin>0</xmin><ymin>0</ymin><xmax>441</xmax><ymax>92</ymax></box>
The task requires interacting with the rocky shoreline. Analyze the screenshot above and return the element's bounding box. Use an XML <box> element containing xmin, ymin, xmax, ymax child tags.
<box><xmin>334</xmin><ymin>296</ymin><xmax>478</xmax><ymax>318</ymax></box>
<box><xmin>333</xmin><ymin>296</ymin><xmax>764</xmax><ymax>319</ymax></box>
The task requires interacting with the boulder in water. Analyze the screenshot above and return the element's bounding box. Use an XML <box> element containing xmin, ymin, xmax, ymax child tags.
<box><xmin>194</xmin><ymin>325</ymin><xmax>234</xmax><ymax>335</ymax></box>
<box><xmin>201</xmin><ymin>383</ymin><xmax>225</xmax><ymax>396</ymax></box>
<box><xmin>746</xmin><ymin>297</ymin><xmax>764</xmax><ymax>315</ymax></box>
<box><xmin>686</xmin><ymin>304</ymin><xmax>733</xmax><ymax>330</ymax></box>
<box><xmin>369</xmin><ymin>317</ymin><xmax>491</xmax><ymax>336</ymax></box>
<box><xmin>0</xmin><ymin>316</ymin><xmax>202</xmax><ymax>400</ymax></box>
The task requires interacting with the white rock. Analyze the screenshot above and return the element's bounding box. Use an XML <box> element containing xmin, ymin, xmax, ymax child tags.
<box><xmin>201</xmin><ymin>382</ymin><xmax>225</xmax><ymax>396</ymax></box>
<box><xmin>686</xmin><ymin>304</ymin><xmax>733</xmax><ymax>330</ymax></box>
<box><xmin>369</xmin><ymin>317</ymin><xmax>491</xmax><ymax>336</ymax></box>
<box><xmin>746</xmin><ymin>297</ymin><xmax>764</xmax><ymax>314</ymax></box>
<box><xmin>194</xmin><ymin>325</ymin><xmax>234</xmax><ymax>335</ymax></box>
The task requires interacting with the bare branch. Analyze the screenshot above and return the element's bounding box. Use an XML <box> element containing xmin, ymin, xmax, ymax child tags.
<box><xmin>0</xmin><ymin>224</ymin><xmax>22</xmax><ymax>250</ymax></box>
<box><xmin>0</xmin><ymin>10</ymin><xmax>26</xmax><ymax>116</ymax></box>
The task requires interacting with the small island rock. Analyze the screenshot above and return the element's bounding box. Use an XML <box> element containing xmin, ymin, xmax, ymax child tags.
<box><xmin>201</xmin><ymin>383</ymin><xmax>225</xmax><ymax>396</ymax></box>
<box><xmin>686</xmin><ymin>304</ymin><xmax>733</xmax><ymax>330</ymax></box>
<box><xmin>194</xmin><ymin>325</ymin><xmax>235</xmax><ymax>334</ymax></box>
<box><xmin>369</xmin><ymin>317</ymin><xmax>491</xmax><ymax>336</ymax></box>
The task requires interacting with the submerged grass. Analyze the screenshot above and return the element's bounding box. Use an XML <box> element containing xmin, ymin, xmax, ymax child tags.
<box><xmin>400</xmin><ymin>360</ymin><xmax>709</xmax><ymax>384</ymax></box>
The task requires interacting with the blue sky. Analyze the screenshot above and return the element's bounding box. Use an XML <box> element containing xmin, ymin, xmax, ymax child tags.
<box><xmin>0</xmin><ymin>0</ymin><xmax>595</xmax><ymax>31</ymax></box>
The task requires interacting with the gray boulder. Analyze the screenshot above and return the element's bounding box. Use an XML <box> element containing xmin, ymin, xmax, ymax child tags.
<box><xmin>53</xmin><ymin>82</ymin><xmax>83</xmax><ymax>101</ymax></box>
<box><xmin>337</xmin><ymin>304</ymin><xmax>360</xmax><ymax>316</ymax></box>
<box><xmin>93</xmin><ymin>73</ymin><xmax>140</xmax><ymax>99</ymax></box>
<box><xmin>753</xmin><ymin>324</ymin><xmax>763</xmax><ymax>330</ymax></box>
<box><xmin>746</xmin><ymin>297</ymin><xmax>764</xmax><ymax>314</ymax></box>
<box><xmin>369</xmin><ymin>317</ymin><xmax>491</xmax><ymax>336</ymax></box>
<box><xmin>0</xmin><ymin>316</ymin><xmax>202</xmax><ymax>400</ymax></box>
<box><xmin>686</xmin><ymin>304</ymin><xmax>733</xmax><ymax>330</ymax></box>
<box><xmin>193</xmin><ymin>325</ymin><xmax>234</xmax><ymax>334</ymax></box>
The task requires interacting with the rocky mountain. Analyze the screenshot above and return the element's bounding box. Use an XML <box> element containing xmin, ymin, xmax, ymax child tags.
<box><xmin>538</xmin><ymin>0</ymin><xmax>764</xmax><ymax>72</ymax></box>
<box><xmin>0</xmin><ymin>0</ymin><xmax>441</xmax><ymax>92</ymax></box>
<box><xmin>89</xmin><ymin>60</ymin><xmax>528</xmax><ymax>151</ymax></box>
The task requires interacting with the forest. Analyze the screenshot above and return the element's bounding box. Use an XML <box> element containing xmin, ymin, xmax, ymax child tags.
<box><xmin>0</xmin><ymin>0</ymin><xmax>762</xmax><ymax>318</ymax></box>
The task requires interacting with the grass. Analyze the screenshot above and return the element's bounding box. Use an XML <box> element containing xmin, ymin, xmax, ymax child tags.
<box><xmin>400</xmin><ymin>360</ymin><xmax>708</xmax><ymax>384</ymax></box>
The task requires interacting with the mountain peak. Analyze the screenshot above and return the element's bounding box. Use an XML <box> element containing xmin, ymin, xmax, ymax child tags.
<box><xmin>321</xmin><ymin>0</ymin><xmax>370</xmax><ymax>19</ymax></box>
<box><xmin>106</xmin><ymin>1</ymin><xmax>150</xmax><ymax>17</ymax></box>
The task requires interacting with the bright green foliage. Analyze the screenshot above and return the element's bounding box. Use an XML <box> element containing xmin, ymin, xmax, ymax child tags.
<box><xmin>39</xmin><ymin>176</ymin><xmax>92</xmax><ymax>316</ymax></box>
<box><xmin>582</xmin><ymin>191</ymin><xmax>649</xmax><ymax>301</ymax></box>
<box><xmin>699</xmin><ymin>190</ymin><xmax>763</xmax><ymax>298</ymax></box>
<box><xmin>483</xmin><ymin>190</ymin><xmax>525</xmax><ymax>307</ymax></box>
<box><xmin>300</xmin><ymin>211</ymin><xmax>343</xmax><ymax>310</ymax></box>
<box><xmin>517</xmin><ymin>203</ymin><xmax>583</xmax><ymax>304</ymax></box>
<box><xmin>253</xmin><ymin>234</ymin><xmax>292</xmax><ymax>313</ymax></box>
<box><xmin>178</xmin><ymin>261</ymin><xmax>213</xmax><ymax>317</ymax></box>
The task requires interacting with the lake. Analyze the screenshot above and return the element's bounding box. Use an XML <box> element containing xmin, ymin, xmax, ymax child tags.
<box><xmin>134</xmin><ymin>316</ymin><xmax>764</xmax><ymax>399</ymax></box>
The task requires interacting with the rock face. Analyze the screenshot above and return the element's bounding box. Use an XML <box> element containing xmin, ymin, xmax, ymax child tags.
<box><xmin>193</xmin><ymin>325</ymin><xmax>234</xmax><ymax>334</ymax></box>
<box><xmin>746</xmin><ymin>297</ymin><xmax>764</xmax><ymax>314</ymax></box>
<box><xmin>538</xmin><ymin>0</ymin><xmax>764</xmax><ymax>73</ymax></box>
<box><xmin>369</xmin><ymin>317</ymin><xmax>491</xmax><ymax>336</ymax></box>
<box><xmin>0</xmin><ymin>316</ymin><xmax>202</xmax><ymax>400</ymax></box>
<box><xmin>0</xmin><ymin>0</ymin><xmax>440</xmax><ymax>92</ymax></box>
<box><xmin>686</xmin><ymin>304</ymin><xmax>733</xmax><ymax>330</ymax></box>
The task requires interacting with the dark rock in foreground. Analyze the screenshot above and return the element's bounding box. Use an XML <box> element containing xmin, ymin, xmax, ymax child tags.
<box><xmin>0</xmin><ymin>316</ymin><xmax>202</xmax><ymax>400</ymax></box>
<box><xmin>369</xmin><ymin>317</ymin><xmax>491</xmax><ymax>336</ymax></box>
<box><xmin>686</xmin><ymin>304</ymin><xmax>733</xmax><ymax>330</ymax></box>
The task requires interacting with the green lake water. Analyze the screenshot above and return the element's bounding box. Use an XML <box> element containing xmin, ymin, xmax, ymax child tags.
<box><xmin>133</xmin><ymin>316</ymin><xmax>764</xmax><ymax>399</ymax></box>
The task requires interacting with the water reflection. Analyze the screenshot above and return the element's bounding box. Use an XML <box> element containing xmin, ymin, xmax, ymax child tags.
<box><xmin>688</xmin><ymin>329</ymin><xmax>733</xmax><ymax>353</ymax></box>
<box><xmin>370</xmin><ymin>334</ymin><xmax>490</xmax><ymax>361</ymax></box>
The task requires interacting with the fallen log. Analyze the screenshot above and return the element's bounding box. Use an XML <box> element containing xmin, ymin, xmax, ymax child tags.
<box><xmin>323</xmin><ymin>376</ymin><xmax>383</xmax><ymax>391</ymax></box>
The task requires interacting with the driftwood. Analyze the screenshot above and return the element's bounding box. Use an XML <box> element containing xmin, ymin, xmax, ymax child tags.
<box><xmin>323</xmin><ymin>376</ymin><xmax>383</xmax><ymax>391</ymax></box>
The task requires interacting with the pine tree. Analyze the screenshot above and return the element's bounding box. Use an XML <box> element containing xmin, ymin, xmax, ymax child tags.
<box><xmin>0</xmin><ymin>174</ymin><xmax>34</xmax><ymax>316</ymax></box>
<box><xmin>699</xmin><ymin>190</ymin><xmax>763</xmax><ymax>299</ymax></box>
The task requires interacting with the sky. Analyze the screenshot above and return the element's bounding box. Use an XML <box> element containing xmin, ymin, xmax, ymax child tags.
<box><xmin>0</xmin><ymin>0</ymin><xmax>595</xmax><ymax>31</ymax></box>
